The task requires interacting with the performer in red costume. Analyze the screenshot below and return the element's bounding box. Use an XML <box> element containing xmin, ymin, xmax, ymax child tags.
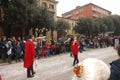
<box><xmin>24</xmin><ymin>35</ymin><xmax>36</xmax><ymax>78</ymax></box>
<box><xmin>71</xmin><ymin>36</ymin><xmax>80</xmax><ymax>66</ymax></box>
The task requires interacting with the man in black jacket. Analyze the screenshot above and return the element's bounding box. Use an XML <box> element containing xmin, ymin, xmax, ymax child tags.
<box><xmin>109</xmin><ymin>45</ymin><xmax>120</xmax><ymax>80</ymax></box>
<box><xmin>0</xmin><ymin>36</ymin><xmax>7</xmax><ymax>62</ymax></box>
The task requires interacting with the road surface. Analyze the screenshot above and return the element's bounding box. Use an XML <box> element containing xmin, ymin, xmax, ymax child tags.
<box><xmin>0</xmin><ymin>47</ymin><xmax>118</xmax><ymax>80</ymax></box>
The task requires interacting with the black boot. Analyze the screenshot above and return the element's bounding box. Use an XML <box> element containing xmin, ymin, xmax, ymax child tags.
<box><xmin>27</xmin><ymin>75</ymin><xmax>34</xmax><ymax>78</ymax></box>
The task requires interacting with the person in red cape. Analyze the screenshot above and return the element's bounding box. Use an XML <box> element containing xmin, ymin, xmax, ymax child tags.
<box><xmin>24</xmin><ymin>35</ymin><xmax>36</xmax><ymax>78</ymax></box>
<box><xmin>71</xmin><ymin>36</ymin><xmax>80</xmax><ymax>66</ymax></box>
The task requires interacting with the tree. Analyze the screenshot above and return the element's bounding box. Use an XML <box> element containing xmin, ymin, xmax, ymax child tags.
<box><xmin>0</xmin><ymin>0</ymin><xmax>9</xmax><ymax>8</ymax></box>
<box><xmin>74</xmin><ymin>18</ymin><xmax>94</xmax><ymax>37</ymax></box>
<box><xmin>1</xmin><ymin>0</ymin><xmax>37</xmax><ymax>37</ymax></box>
<box><xmin>74</xmin><ymin>15</ymin><xmax>120</xmax><ymax>37</ymax></box>
<box><xmin>102</xmin><ymin>17</ymin><xmax>114</xmax><ymax>32</ymax></box>
<box><xmin>55</xmin><ymin>19</ymin><xmax>70</xmax><ymax>38</ymax></box>
<box><xmin>110</xmin><ymin>15</ymin><xmax>120</xmax><ymax>35</ymax></box>
<box><xmin>1</xmin><ymin>0</ymin><xmax>55</xmax><ymax>37</ymax></box>
<box><xmin>33</xmin><ymin>7</ymin><xmax>55</xmax><ymax>37</ymax></box>
<box><xmin>92</xmin><ymin>18</ymin><xmax>100</xmax><ymax>35</ymax></box>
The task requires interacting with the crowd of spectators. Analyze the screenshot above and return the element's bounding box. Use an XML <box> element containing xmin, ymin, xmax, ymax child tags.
<box><xmin>0</xmin><ymin>35</ymin><xmax>119</xmax><ymax>64</ymax></box>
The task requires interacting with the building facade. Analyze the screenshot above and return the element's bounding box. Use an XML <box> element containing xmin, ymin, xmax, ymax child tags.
<box><xmin>38</xmin><ymin>0</ymin><xmax>58</xmax><ymax>20</ymax></box>
<box><xmin>62</xmin><ymin>3</ymin><xmax>111</xmax><ymax>20</ymax></box>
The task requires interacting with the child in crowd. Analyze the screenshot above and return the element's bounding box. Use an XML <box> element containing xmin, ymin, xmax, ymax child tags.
<box><xmin>41</xmin><ymin>46</ymin><xmax>46</xmax><ymax>57</ymax></box>
<box><xmin>45</xmin><ymin>41</ymin><xmax>51</xmax><ymax>57</ymax></box>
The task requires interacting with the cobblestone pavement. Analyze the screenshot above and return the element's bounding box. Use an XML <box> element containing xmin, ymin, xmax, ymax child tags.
<box><xmin>0</xmin><ymin>47</ymin><xmax>118</xmax><ymax>80</ymax></box>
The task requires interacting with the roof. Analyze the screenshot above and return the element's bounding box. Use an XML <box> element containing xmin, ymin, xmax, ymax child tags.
<box><xmin>86</xmin><ymin>3</ymin><xmax>111</xmax><ymax>13</ymax></box>
<box><xmin>62</xmin><ymin>3</ymin><xmax>112</xmax><ymax>15</ymax></box>
<box><xmin>57</xmin><ymin>16</ymin><xmax>77</xmax><ymax>21</ymax></box>
<box><xmin>45</xmin><ymin>0</ymin><xmax>58</xmax><ymax>3</ymax></box>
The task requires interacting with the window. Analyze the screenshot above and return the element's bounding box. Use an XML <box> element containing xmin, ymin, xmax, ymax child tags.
<box><xmin>42</xmin><ymin>2</ymin><xmax>47</xmax><ymax>8</ymax></box>
<box><xmin>93</xmin><ymin>14</ymin><xmax>98</xmax><ymax>18</ymax></box>
<box><xmin>76</xmin><ymin>11</ymin><xmax>78</xmax><ymax>15</ymax></box>
<box><xmin>81</xmin><ymin>14</ymin><xmax>84</xmax><ymax>17</ymax></box>
<box><xmin>92</xmin><ymin>6</ymin><xmax>95</xmax><ymax>11</ymax></box>
<box><xmin>49</xmin><ymin>4</ymin><xmax>54</xmax><ymax>10</ymax></box>
<box><xmin>76</xmin><ymin>17</ymin><xmax>79</xmax><ymax>20</ymax></box>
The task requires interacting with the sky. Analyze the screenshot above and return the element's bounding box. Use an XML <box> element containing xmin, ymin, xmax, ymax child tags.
<box><xmin>56</xmin><ymin>0</ymin><xmax>120</xmax><ymax>16</ymax></box>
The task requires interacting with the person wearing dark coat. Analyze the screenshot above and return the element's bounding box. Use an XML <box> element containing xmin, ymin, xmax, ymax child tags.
<box><xmin>17</xmin><ymin>37</ymin><xmax>25</xmax><ymax>55</ymax></box>
<box><xmin>0</xmin><ymin>36</ymin><xmax>7</xmax><ymax>62</ymax></box>
<box><xmin>7</xmin><ymin>41</ymin><xmax>12</xmax><ymax>63</ymax></box>
<box><xmin>15</xmin><ymin>41</ymin><xmax>22</xmax><ymax>62</ymax></box>
<box><xmin>11</xmin><ymin>36</ymin><xmax>17</xmax><ymax>60</ymax></box>
<box><xmin>109</xmin><ymin>45</ymin><xmax>120</xmax><ymax>80</ymax></box>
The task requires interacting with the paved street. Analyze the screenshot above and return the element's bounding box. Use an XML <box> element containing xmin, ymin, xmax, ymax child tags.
<box><xmin>0</xmin><ymin>47</ymin><xmax>118</xmax><ymax>80</ymax></box>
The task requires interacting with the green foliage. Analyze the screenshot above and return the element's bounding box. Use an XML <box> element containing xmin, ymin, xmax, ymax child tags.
<box><xmin>36</xmin><ymin>7</ymin><xmax>55</xmax><ymax>30</ymax></box>
<box><xmin>110</xmin><ymin>15</ymin><xmax>120</xmax><ymax>35</ymax></box>
<box><xmin>92</xmin><ymin>18</ymin><xmax>100</xmax><ymax>34</ymax></box>
<box><xmin>1</xmin><ymin>0</ymin><xmax>55</xmax><ymax>36</ymax></box>
<box><xmin>32</xmin><ymin>7</ymin><xmax>55</xmax><ymax>36</ymax></box>
<box><xmin>74</xmin><ymin>15</ymin><xmax>120</xmax><ymax>36</ymax></box>
<box><xmin>74</xmin><ymin>18</ymin><xmax>94</xmax><ymax>35</ymax></box>
<box><xmin>1</xmin><ymin>0</ymin><xmax>9</xmax><ymax>8</ymax></box>
<box><xmin>55</xmin><ymin>19</ymin><xmax>69</xmax><ymax>30</ymax></box>
<box><xmin>55</xmin><ymin>19</ymin><xmax>70</xmax><ymax>37</ymax></box>
<box><xmin>0</xmin><ymin>59</ymin><xmax>2</xmax><ymax>63</ymax></box>
<box><xmin>3</xmin><ymin>0</ymin><xmax>33</xmax><ymax>25</ymax></box>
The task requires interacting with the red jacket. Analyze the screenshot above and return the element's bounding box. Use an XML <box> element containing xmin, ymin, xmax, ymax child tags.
<box><xmin>46</xmin><ymin>43</ymin><xmax>51</xmax><ymax>49</ymax></box>
<box><xmin>71</xmin><ymin>40</ymin><xmax>79</xmax><ymax>56</ymax></box>
<box><xmin>41</xmin><ymin>47</ymin><xmax>46</xmax><ymax>56</ymax></box>
<box><xmin>24</xmin><ymin>40</ymin><xmax>36</xmax><ymax>68</ymax></box>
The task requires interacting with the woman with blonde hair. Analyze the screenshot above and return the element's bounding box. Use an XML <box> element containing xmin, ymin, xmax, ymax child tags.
<box><xmin>72</xmin><ymin>58</ymin><xmax>110</xmax><ymax>80</ymax></box>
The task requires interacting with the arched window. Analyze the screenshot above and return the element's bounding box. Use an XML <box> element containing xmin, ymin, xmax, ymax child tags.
<box><xmin>42</xmin><ymin>2</ymin><xmax>47</xmax><ymax>8</ymax></box>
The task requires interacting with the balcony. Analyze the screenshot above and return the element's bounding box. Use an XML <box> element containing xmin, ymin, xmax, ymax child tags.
<box><xmin>92</xmin><ymin>14</ymin><xmax>98</xmax><ymax>18</ymax></box>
